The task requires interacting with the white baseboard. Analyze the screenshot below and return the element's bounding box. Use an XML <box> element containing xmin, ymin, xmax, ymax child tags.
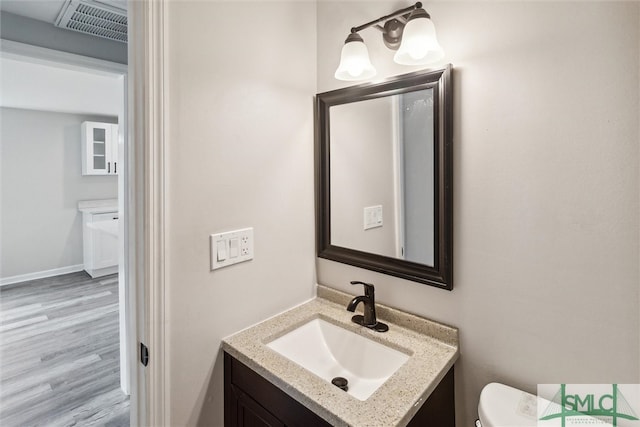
<box><xmin>0</xmin><ymin>264</ymin><xmax>85</xmax><ymax>287</ymax></box>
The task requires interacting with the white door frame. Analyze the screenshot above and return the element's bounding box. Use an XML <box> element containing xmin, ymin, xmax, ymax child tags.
<box><xmin>129</xmin><ymin>0</ymin><xmax>168</xmax><ymax>425</ymax></box>
<box><xmin>391</xmin><ymin>95</ymin><xmax>406</xmax><ymax>260</ymax></box>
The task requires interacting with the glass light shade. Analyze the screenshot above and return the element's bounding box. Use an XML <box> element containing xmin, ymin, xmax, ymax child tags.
<box><xmin>394</xmin><ymin>14</ymin><xmax>444</xmax><ymax>65</ymax></box>
<box><xmin>334</xmin><ymin>34</ymin><xmax>376</xmax><ymax>81</ymax></box>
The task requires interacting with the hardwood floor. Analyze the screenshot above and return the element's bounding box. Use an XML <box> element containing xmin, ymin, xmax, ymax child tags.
<box><xmin>0</xmin><ymin>271</ymin><xmax>130</xmax><ymax>426</ymax></box>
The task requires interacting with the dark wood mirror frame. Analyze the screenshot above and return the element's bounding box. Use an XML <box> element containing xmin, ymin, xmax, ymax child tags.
<box><xmin>315</xmin><ymin>65</ymin><xmax>453</xmax><ymax>290</ymax></box>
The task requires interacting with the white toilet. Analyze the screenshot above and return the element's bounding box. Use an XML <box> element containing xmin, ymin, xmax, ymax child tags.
<box><xmin>476</xmin><ymin>382</ymin><xmax>538</xmax><ymax>427</ymax></box>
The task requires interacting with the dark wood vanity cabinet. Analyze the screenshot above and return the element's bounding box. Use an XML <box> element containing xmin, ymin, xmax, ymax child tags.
<box><xmin>405</xmin><ymin>367</ymin><xmax>455</xmax><ymax>427</ymax></box>
<box><xmin>224</xmin><ymin>352</ymin><xmax>455</xmax><ymax>427</ymax></box>
<box><xmin>225</xmin><ymin>352</ymin><xmax>331</xmax><ymax>427</ymax></box>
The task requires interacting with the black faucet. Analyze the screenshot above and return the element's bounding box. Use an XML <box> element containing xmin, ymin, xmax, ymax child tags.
<box><xmin>346</xmin><ymin>281</ymin><xmax>389</xmax><ymax>332</ymax></box>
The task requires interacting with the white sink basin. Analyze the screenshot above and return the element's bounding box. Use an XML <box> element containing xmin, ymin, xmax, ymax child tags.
<box><xmin>266</xmin><ymin>318</ymin><xmax>410</xmax><ymax>401</ymax></box>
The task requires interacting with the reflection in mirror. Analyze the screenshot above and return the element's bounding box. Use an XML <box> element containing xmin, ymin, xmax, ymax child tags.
<box><xmin>330</xmin><ymin>89</ymin><xmax>434</xmax><ymax>266</ymax></box>
<box><xmin>316</xmin><ymin>66</ymin><xmax>453</xmax><ymax>289</ymax></box>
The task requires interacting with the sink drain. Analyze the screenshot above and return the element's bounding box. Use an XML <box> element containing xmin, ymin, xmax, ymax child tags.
<box><xmin>331</xmin><ymin>376</ymin><xmax>348</xmax><ymax>392</ymax></box>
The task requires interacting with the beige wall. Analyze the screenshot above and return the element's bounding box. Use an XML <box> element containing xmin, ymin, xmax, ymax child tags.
<box><xmin>330</xmin><ymin>96</ymin><xmax>397</xmax><ymax>257</ymax></box>
<box><xmin>163</xmin><ymin>1</ymin><xmax>638</xmax><ymax>425</ymax></box>
<box><xmin>317</xmin><ymin>1</ymin><xmax>640</xmax><ymax>426</ymax></box>
<box><xmin>165</xmin><ymin>1</ymin><xmax>317</xmax><ymax>425</ymax></box>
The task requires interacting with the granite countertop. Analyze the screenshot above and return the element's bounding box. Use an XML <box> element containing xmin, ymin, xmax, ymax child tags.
<box><xmin>78</xmin><ymin>199</ymin><xmax>118</xmax><ymax>214</ymax></box>
<box><xmin>222</xmin><ymin>285</ymin><xmax>459</xmax><ymax>427</ymax></box>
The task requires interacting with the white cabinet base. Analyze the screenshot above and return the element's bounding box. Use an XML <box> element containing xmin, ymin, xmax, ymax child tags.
<box><xmin>85</xmin><ymin>265</ymin><xmax>118</xmax><ymax>278</ymax></box>
<box><xmin>79</xmin><ymin>200</ymin><xmax>119</xmax><ymax>278</ymax></box>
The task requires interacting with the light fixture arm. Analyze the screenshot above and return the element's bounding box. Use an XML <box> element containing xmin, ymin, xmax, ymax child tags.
<box><xmin>349</xmin><ymin>2</ymin><xmax>426</xmax><ymax>34</ymax></box>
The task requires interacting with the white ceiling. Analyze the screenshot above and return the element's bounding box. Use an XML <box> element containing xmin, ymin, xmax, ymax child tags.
<box><xmin>0</xmin><ymin>0</ymin><xmax>127</xmax><ymax>24</ymax></box>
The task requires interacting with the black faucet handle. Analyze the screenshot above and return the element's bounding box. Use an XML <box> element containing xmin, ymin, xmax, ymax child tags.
<box><xmin>350</xmin><ymin>280</ymin><xmax>374</xmax><ymax>296</ymax></box>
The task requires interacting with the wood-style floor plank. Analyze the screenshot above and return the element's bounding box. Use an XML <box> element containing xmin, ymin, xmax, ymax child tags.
<box><xmin>0</xmin><ymin>271</ymin><xmax>129</xmax><ymax>426</ymax></box>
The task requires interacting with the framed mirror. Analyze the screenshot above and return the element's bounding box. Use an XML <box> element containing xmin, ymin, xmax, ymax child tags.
<box><xmin>315</xmin><ymin>66</ymin><xmax>453</xmax><ymax>289</ymax></box>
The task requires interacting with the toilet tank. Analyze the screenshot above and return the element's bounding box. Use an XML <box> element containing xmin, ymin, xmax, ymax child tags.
<box><xmin>478</xmin><ymin>383</ymin><xmax>538</xmax><ymax>427</ymax></box>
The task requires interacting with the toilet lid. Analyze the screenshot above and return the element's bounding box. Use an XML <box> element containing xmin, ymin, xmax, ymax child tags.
<box><xmin>478</xmin><ymin>383</ymin><xmax>538</xmax><ymax>427</ymax></box>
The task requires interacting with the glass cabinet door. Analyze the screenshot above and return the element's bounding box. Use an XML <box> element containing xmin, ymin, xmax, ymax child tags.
<box><xmin>82</xmin><ymin>121</ymin><xmax>118</xmax><ymax>175</ymax></box>
<box><xmin>92</xmin><ymin>126</ymin><xmax>108</xmax><ymax>172</ymax></box>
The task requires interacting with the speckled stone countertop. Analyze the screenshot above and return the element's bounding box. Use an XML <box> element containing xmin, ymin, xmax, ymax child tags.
<box><xmin>222</xmin><ymin>285</ymin><xmax>459</xmax><ymax>427</ymax></box>
<box><xmin>77</xmin><ymin>199</ymin><xmax>118</xmax><ymax>214</ymax></box>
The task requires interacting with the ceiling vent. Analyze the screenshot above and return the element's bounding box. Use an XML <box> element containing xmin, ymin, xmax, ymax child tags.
<box><xmin>55</xmin><ymin>0</ymin><xmax>127</xmax><ymax>43</ymax></box>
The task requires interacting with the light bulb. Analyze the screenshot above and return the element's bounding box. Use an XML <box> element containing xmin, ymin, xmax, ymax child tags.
<box><xmin>348</xmin><ymin>64</ymin><xmax>364</xmax><ymax>77</ymax></box>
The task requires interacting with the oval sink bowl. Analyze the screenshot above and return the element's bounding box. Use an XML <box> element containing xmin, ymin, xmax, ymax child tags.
<box><xmin>266</xmin><ymin>318</ymin><xmax>410</xmax><ymax>401</ymax></box>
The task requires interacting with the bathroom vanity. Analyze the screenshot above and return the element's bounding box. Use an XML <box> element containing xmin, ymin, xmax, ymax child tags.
<box><xmin>225</xmin><ymin>354</ymin><xmax>454</xmax><ymax>427</ymax></box>
<box><xmin>222</xmin><ymin>285</ymin><xmax>458</xmax><ymax>426</ymax></box>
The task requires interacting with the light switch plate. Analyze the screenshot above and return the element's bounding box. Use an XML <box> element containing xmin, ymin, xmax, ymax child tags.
<box><xmin>363</xmin><ymin>205</ymin><xmax>383</xmax><ymax>230</ymax></box>
<box><xmin>210</xmin><ymin>227</ymin><xmax>254</xmax><ymax>270</ymax></box>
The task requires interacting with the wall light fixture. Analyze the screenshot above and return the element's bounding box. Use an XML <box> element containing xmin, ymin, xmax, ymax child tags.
<box><xmin>334</xmin><ymin>2</ymin><xmax>444</xmax><ymax>81</ymax></box>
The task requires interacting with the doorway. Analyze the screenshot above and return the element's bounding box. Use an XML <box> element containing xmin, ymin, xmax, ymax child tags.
<box><xmin>0</xmin><ymin>40</ymin><xmax>135</xmax><ymax>425</ymax></box>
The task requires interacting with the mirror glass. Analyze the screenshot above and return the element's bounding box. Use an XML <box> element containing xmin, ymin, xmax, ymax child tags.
<box><xmin>329</xmin><ymin>88</ymin><xmax>435</xmax><ymax>266</ymax></box>
<box><xmin>316</xmin><ymin>66</ymin><xmax>453</xmax><ymax>289</ymax></box>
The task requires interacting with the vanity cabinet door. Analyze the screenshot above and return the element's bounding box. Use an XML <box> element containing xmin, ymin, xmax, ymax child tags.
<box><xmin>406</xmin><ymin>367</ymin><xmax>455</xmax><ymax>427</ymax></box>
<box><xmin>81</xmin><ymin>210</ymin><xmax>119</xmax><ymax>278</ymax></box>
<box><xmin>90</xmin><ymin>212</ymin><xmax>119</xmax><ymax>270</ymax></box>
<box><xmin>234</xmin><ymin>387</ymin><xmax>284</xmax><ymax>427</ymax></box>
<box><xmin>224</xmin><ymin>352</ymin><xmax>331</xmax><ymax>427</ymax></box>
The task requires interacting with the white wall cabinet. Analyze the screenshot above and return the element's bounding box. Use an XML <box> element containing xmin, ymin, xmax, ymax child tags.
<box><xmin>81</xmin><ymin>121</ymin><xmax>119</xmax><ymax>175</ymax></box>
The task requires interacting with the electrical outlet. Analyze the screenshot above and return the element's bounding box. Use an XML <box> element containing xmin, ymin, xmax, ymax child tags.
<box><xmin>210</xmin><ymin>227</ymin><xmax>254</xmax><ymax>270</ymax></box>
<box><xmin>239</xmin><ymin>234</ymin><xmax>251</xmax><ymax>256</ymax></box>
